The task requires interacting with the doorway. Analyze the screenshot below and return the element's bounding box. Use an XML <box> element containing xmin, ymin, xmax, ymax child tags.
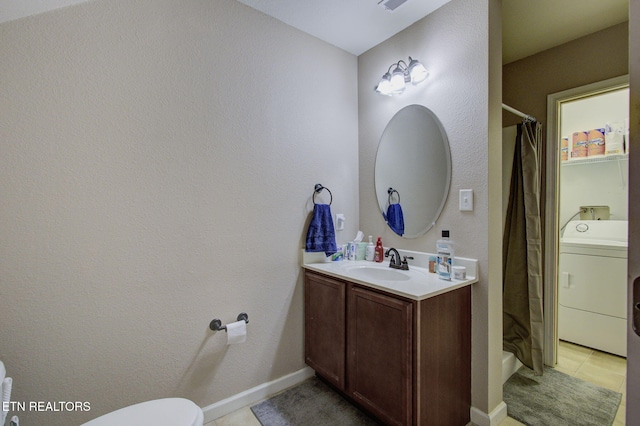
<box><xmin>545</xmin><ymin>75</ymin><xmax>630</xmax><ymax>366</ymax></box>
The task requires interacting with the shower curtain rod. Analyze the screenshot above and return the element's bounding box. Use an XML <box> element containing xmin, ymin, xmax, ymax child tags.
<box><xmin>502</xmin><ymin>103</ymin><xmax>536</xmax><ymax>122</ymax></box>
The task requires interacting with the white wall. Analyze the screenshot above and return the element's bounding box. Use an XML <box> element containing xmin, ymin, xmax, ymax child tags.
<box><xmin>559</xmin><ymin>88</ymin><xmax>630</xmax><ymax>224</ymax></box>
<box><xmin>0</xmin><ymin>1</ymin><xmax>358</xmax><ymax>424</ymax></box>
<box><xmin>358</xmin><ymin>0</ymin><xmax>503</xmax><ymax>417</ymax></box>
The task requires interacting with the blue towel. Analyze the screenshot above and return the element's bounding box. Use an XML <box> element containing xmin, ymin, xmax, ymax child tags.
<box><xmin>305</xmin><ymin>204</ymin><xmax>338</xmax><ymax>256</ymax></box>
<box><xmin>386</xmin><ymin>204</ymin><xmax>405</xmax><ymax>236</ymax></box>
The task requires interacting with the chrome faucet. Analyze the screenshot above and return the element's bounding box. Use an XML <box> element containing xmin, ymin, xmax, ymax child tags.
<box><xmin>385</xmin><ymin>248</ymin><xmax>413</xmax><ymax>270</ymax></box>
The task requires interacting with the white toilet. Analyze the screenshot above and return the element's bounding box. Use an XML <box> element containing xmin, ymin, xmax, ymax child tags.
<box><xmin>82</xmin><ymin>397</ymin><xmax>203</xmax><ymax>426</ymax></box>
<box><xmin>2</xmin><ymin>359</ymin><xmax>203</xmax><ymax>426</ymax></box>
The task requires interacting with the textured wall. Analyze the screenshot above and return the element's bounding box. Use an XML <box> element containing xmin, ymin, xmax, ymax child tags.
<box><xmin>0</xmin><ymin>0</ymin><xmax>358</xmax><ymax>424</ymax></box>
<box><xmin>503</xmin><ymin>22</ymin><xmax>628</xmax><ymax>128</ymax></box>
<box><xmin>358</xmin><ymin>0</ymin><xmax>503</xmax><ymax>415</ymax></box>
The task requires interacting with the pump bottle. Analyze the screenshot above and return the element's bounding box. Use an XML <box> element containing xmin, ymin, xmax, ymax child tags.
<box><xmin>374</xmin><ymin>237</ymin><xmax>384</xmax><ymax>263</ymax></box>
<box><xmin>365</xmin><ymin>236</ymin><xmax>375</xmax><ymax>261</ymax></box>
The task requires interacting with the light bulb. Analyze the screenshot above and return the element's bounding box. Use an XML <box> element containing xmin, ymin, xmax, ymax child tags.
<box><xmin>389</xmin><ymin>65</ymin><xmax>406</xmax><ymax>94</ymax></box>
<box><xmin>407</xmin><ymin>57</ymin><xmax>428</xmax><ymax>84</ymax></box>
<box><xmin>374</xmin><ymin>72</ymin><xmax>393</xmax><ymax>96</ymax></box>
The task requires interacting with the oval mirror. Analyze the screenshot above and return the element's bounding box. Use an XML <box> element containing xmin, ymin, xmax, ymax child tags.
<box><xmin>374</xmin><ymin>105</ymin><xmax>451</xmax><ymax>238</ymax></box>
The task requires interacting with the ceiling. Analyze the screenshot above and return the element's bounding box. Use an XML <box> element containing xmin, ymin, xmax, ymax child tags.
<box><xmin>0</xmin><ymin>0</ymin><xmax>90</xmax><ymax>25</ymax></box>
<box><xmin>234</xmin><ymin>0</ymin><xmax>451</xmax><ymax>56</ymax></box>
<box><xmin>0</xmin><ymin>0</ymin><xmax>629</xmax><ymax>62</ymax></box>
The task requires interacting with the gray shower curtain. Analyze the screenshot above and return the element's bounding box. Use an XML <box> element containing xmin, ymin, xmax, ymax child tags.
<box><xmin>503</xmin><ymin>120</ymin><xmax>544</xmax><ymax>376</ymax></box>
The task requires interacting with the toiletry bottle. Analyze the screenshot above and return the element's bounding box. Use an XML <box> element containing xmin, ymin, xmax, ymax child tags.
<box><xmin>436</xmin><ymin>230</ymin><xmax>454</xmax><ymax>280</ymax></box>
<box><xmin>348</xmin><ymin>242</ymin><xmax>357</xmax><ymax>261</ymax></box>
<box><xmin>374</xmin><ymin>237</ymin><xmax>384</xmax><ymax>263</ymax></box>
<box><xmin>428</xmin><ymin>255</ymin><xmax>437</xmax><ymax>273</ymax></box>
<box><xmin>357</xmin><ymin>242</ymin><xmax>367</xmax><ymax>260</ymax></box>
<box><xmin>365</xmin><ymin>236</ymin><xmax>375</xmax><ymax>261</ymax></box>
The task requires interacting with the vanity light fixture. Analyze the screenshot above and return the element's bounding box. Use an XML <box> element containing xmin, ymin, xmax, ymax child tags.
<box><xmin>374</xmin><ymin>57</ymin><xmax>428</xmax><ymax>96</ymax></box>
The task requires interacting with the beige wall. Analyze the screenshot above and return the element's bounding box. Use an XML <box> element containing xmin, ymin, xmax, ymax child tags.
<box><xmin>0</xmin><ymin>1</ymin><xmax>358</xmax><ymax>424</ymax></box>
<box><xmin>503</xmin><ymin>22</ymin><xmax>628</xmax><ymax>127</ymax></box>
<box><xmin>358</xmin><ymin>0</ymin><xmax>502</xmax><ymax>415</ymax></box>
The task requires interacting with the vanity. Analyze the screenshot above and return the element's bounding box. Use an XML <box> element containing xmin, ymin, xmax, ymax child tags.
<box><xmin>302</xmin><ymin>252</ymin><xmax>477</xmax><ymax>426</ymax></box>
<box><xmin>302</xmin><ymin>104</ymin><xmax>472</xmax><ymax>424</ymax></box>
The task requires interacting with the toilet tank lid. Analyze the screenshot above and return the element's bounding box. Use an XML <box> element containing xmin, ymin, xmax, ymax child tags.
<box><xmin>81</xmin><ymin>398</ymin><xmax>203</xmax><ymax>426</ymax></box>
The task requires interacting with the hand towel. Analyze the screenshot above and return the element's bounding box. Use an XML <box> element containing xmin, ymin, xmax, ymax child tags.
<box><xmin>305</xmin><ymin>204</ymin><xmax>338</xmax><ymax>256</ymax></box>
<box><xmin>386</xmin><ymin>203</ymin><xmax>405</xmax><ymax>236</ymax></box>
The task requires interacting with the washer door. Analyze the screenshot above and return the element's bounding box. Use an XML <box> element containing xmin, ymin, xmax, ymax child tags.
<box><xmin>559</xmin><ymin>252</ymin><xmax>626</xmax><ymax>319</ymax></box>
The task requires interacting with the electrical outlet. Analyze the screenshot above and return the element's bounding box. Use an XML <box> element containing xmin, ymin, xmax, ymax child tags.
<box><xmin>335</xmin><ymin>213</ymin><xmax>345</xmax><ymax>231</ymax></box>
<box><xmin>459</xmin><ymin>189</ymin><xmax>473</xmax><ymax>211</ymax></box>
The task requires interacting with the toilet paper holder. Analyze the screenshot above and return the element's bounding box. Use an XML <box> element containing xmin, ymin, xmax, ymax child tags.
<box><xmin>209</xmin><ymin>312</ymin><xmax>249</xmax><ymax>332</ymax></box>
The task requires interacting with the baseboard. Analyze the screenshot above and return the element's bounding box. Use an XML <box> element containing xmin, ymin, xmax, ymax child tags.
<box><xmin>201</xmin><ymin>366</ymin><xmax>315</xmax><ymax>423</ymax></box>
<box><xmin>502</xmin><ymin>351</ymin><xmax>523</xmax><ymax>384</ymax></box>
<box><xmin>470</xmin><ymin>401</ymin><xmax>508</xmax><ymax>426</ymax></box>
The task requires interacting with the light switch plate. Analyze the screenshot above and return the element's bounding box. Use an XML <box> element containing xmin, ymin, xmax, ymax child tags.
<box><xmin>459</xmin><ymin>189</ymin><xmax>473</xmax><ymax>211</ymax></box>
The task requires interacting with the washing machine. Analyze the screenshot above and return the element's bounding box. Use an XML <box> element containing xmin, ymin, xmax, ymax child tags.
<box><xmin>558</xmin><ymin>220</ymin><xmax>628</xmax><ymax>356</ymax></box>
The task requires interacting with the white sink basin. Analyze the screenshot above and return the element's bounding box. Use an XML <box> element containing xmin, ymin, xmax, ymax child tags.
<box><xmin>344</xmin><ymin>265</ymin><xmax>411</xmax><ymax>282</ymax></box>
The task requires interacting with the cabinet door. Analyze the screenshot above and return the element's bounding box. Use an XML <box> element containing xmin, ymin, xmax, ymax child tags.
<box><xmin>304</xmin><ymin>271</ymin><xmax>346</xmax><ymax>389</ymax></box>
<box><xmin>348</xmin><ymin>286</ymin><xmax>412</xmax><ymax>426</ymax></box>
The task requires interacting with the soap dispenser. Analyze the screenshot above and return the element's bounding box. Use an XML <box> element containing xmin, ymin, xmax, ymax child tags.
<box><xmin>374</xmin><ymin>237</ymin><xmax>384</xmax><ymax>263</ymax></box>
<box><xmin>365</xmin><ymin>236</ymin><xmax>375</xmax><ymax>261</ymax></box>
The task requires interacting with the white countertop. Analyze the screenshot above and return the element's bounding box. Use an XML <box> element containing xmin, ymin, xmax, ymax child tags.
<box><xmin>302</xmin><ymin>250</ymin><xmax>478</xmax><ymax>301</ymax></box>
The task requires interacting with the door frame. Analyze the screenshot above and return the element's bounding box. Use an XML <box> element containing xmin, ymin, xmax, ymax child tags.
<box><xmin>544</xmin><ymin>74</ymin><xmax>630</xmax><ymax>366</ymax></box>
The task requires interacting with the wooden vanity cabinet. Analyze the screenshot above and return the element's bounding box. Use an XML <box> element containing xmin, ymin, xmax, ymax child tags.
<box><xmin>348</xmin><ymin>285</ymin><xmax>413</xmax><ymax>425</ymax></box>
<box><xmin>304</xmin><ymin>272</ymin><xmax>346</xmax><ymax>389</ymax></box>
<box><xmin>304</xmin><ymin>270</ymin><xmax>471</xmax><ymax>426</ymax></box>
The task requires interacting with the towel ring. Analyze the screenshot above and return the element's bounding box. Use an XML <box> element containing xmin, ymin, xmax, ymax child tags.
<box><xmin>313</xmin><ymin>184</ymin><xmax>332</xmax><ymax>205</ymax></box>
<box><xmin>388</xmin><ymin>187</ymin><xmax>400</xmax><ymax>205</ymax></box>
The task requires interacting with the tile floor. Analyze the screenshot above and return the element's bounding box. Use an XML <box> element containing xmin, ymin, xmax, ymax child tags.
<box><xmin>205</xmin><ymin>406</ymin><xmax>261</xmax><ymax>426</ymax></box>
<box><xmin>206</xmin><ymin>340</ymin><xmax>627</xmax><ymax>426</ymax></box>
